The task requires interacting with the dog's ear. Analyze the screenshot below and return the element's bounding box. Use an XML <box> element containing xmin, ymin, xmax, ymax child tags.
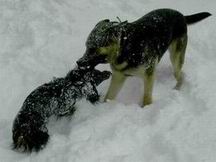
<box><xmin>86</xmin><ymin>19</ymin><xmax>120</xmax><ymax>48</ymax></box>
<box><xmin>90</xmin><ymin>69</ymin><xmax>111</xmax><ymax>86</ymax></box>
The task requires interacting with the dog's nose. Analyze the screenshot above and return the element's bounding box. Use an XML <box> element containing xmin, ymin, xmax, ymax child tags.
<box><xmin>76</xmin><ymin>58</ymin><xmax>88</xmax><ymax>67</ymax></box>
<box><xmin>76</xmin><ymin>60</ymin><xmax>84</xmax><ymax>67</ymax></box>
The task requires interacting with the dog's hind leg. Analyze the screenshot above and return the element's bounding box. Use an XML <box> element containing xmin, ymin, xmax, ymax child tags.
<box><xmin>169</xmin><ymin>34</ymin><xmax>188</xmax><ymax>90</ymax></box>
<box><xmin>104</xmin><ymin>70</ymin><xmax>127</xmax><ymax>101</ymax></box>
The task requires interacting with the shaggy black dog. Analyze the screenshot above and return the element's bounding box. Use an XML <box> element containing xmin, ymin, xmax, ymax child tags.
<box><xmin>12</xmin><ymin>68</ymin><xmax>111</xmax><ymax>152</ymax></box>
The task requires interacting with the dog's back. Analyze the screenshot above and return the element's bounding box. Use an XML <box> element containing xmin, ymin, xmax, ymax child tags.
<box><xmin>12</xmin><ymin>78</ymin><xmax>66</xmax><ymax>151</ymax></box>
<box><xmin>118</xmin><ymin>9</ymin><xmax>211</xmax><ymax>68</ymax></box>
<box><xmin>118</xmin><ymin>9</ymin><xmax>187</xmax><ymax>67</ymax></box>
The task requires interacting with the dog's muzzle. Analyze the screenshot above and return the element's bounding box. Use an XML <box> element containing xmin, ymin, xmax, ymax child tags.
<box><xmin>77</xmin><ymin>54</ymin><xmax>107</xmax><ymax>70</ymax></box>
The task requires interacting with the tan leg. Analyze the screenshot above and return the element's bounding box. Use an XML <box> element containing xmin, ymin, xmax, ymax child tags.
<box><xmin>104</xmin><ymin>70</ymin><xmax>127</xmax><ymax>101</ymax></box>
<box><xmin>142</xmin><ymin>65</ymin><xmax>156</xmax><ymax>107</ymax></box>
<box><xmin>169</xmin><ymin>34</ymin><xmax>188</xmax><ymax>90</ymax></box>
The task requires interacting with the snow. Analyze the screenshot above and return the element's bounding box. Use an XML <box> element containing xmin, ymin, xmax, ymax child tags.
<box><xmin>0</xmin><ymin>0</ymin><xmax>216</xmax><ymax>161</ymax></box>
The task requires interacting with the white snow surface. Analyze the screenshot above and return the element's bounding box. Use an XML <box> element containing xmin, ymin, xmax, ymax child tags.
<box><xmin>0</xmin><ymin>0</ymin><xmax>216</xmax><ymax>161</ymax></box>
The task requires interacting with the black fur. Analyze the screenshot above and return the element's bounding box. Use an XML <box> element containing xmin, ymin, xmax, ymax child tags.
<box><xmin>77</xmin><ymin>8</ymin><xmax>211</xmax><ymax>69</ymax></box>
<box><xmin>185</xmin><ymin>12</ymin><xmax>211</xmax><ymax>24</ymax></box>
<box><xmin>12</xmin><ymin>68</ymin><xmax>111</xmax><ymax>152</ymax></box>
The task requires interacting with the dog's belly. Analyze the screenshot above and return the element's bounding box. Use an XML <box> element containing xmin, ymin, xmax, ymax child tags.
<box><xmin>122</xmin><ymin>65</ymin><xmax>146</xmax><ymax>78</ymax></box>
<box><xmin>113</xmin><ymin>56</ymin><xmax>159</xmax><ymax>78</ymax></box>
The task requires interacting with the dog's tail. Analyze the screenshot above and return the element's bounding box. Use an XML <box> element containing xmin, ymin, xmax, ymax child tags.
<box><xmin>12</xmin><ymin>111</ymin><xmax>49</xmax><ymax>152</ymax></box>
<box><xmin>185</xmin><ymin>12</ymin><xmax>211</xmax><ymax>25</ymax></box>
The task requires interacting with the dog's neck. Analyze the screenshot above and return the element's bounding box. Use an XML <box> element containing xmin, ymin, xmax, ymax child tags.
<box><xmin>108</xmin><ymin>25</ymin><xmax>129</xmax><ymax>71</ymax></box>
<box><xmin>99</xmin><ymin>40</ymin><xmax>127</xmax><ymax>71</ymax></box>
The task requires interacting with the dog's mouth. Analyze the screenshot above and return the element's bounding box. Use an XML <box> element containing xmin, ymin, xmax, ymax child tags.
<box><xmin>76</xmin><ymin>54</ymin><xmax>107</xmax><ymax>70</ymax></box>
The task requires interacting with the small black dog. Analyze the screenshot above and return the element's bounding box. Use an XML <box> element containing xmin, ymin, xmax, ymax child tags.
<box><xmin>12</xmin><ymin>68</ymin><xmax>111</xmax><ymax>152</ymax></box>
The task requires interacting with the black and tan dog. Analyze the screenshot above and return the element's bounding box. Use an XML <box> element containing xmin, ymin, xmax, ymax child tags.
<box><xmin>77</xmin><ymin>8</ymin><xmax>211</xmax><ymax>106</ymax></box>
<box><xmin>12</xmin><ymin>68</ymin><xmax>111</xmax><ymax>152</ymax></box>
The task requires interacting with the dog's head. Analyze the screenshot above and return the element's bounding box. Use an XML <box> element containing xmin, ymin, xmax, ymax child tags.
<box><xmin>87</xmin><ymin>68</ymin><xmax>111</xmax><ymax>86</ymax></box>
<box><xmin>77</xmin><ymin>19</ymin><xmax>121</xmax><ymax>69</ymax></box>
<box><xmin>65</xmin><ymin>67</ymin><xmax>111</xmax><ymax>85</ymax></box>
<box><xmin>63</xmin><ymin>68</ymin><xmax>111</xmax><ymax>103</ymax></box>
<box><xmin>82</xmin><ymin>69</ymin><xmax>111</xmax><ymax>103</ymax></box>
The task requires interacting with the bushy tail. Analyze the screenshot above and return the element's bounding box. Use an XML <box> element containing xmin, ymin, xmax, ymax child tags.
<box><xmin>185</xmin><ymin>12</ymin><xmax>212</xmax><ymax>25</ymax></box>
<box><xmin>12</xmin><ymin>111</ymin><xmax>49</xmax><ymax>152</ymax></box>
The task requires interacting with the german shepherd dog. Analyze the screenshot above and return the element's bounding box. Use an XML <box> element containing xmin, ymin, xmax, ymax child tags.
<box><xmin>12</xmin><ymin>68</ymin><xmax>111</xmax><ymax>152</ymax></box>
<box><xmin>77</xmin><ymin>8</ymin><xmax>211</xmax><ymax>106</ymax></box>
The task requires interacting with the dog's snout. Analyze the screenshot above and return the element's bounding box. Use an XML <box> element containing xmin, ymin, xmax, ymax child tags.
<box><xmin>77</xmin><ymin>50</ymin><xmax>107</xmax><ymax>69</ymax></box>
<box><xmin>77</xmin><ymin>56</ymin><xmax>89</xmax><ymax>67</ymax></box>
<box><xmin>76</xmin><ymin>59</ymin><xmax>85</xmax><ymax>67</ymax></box>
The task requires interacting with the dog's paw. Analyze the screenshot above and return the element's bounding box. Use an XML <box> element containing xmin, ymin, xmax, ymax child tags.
<box><xmin>142</xmin><ymin>95</ymin><xmax>152</xmax><ymax>107</ymax></box>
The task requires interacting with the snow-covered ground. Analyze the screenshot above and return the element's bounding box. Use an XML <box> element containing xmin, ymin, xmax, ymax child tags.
<box><xmin>0</xmin><ymin>0</ymin><xmax>215</xmax><ymax>161</ymax></box>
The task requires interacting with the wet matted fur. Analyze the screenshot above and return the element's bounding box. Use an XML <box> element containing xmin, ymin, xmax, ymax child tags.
<box><xmin>12</xmin><ymin>68</ymin><xmax>111</xmax><ymax>152</ymax></box>
<box><xmin>77</xmin><ymin>8</ymin><xmax>211</xmax><ymax>106</ymax></box>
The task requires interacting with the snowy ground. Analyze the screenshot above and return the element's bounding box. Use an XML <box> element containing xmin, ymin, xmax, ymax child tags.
<box><xmin>0</xmin><ymin>0</ymin><xmax>216</xmax><ymax>161</ymax></box>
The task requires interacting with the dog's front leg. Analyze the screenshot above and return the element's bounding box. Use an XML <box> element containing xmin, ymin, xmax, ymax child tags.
<box><xmin>104</xmin><ymin>70</ymin><xmax>126</xmax><ymax>101</ymax></box>
<box><xmin>142</xmin><ymin>67</ymin><xmax>155</xmax><ymax>107</ymax></box>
